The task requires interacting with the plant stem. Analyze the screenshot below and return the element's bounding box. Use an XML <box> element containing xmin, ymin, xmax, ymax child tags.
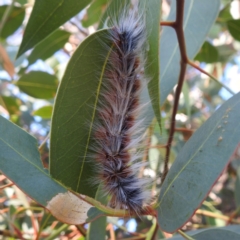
<box><xmin>178</xmin><ymin>230</ymin><xmax>195</xmax><ymax>240</ymax></box>
<box><xmin>196</xmin><ymin>209</ymin><xmax>240</xmax><ymax>224</ymax></box>
<box><xmin>38</xmin><ymin>134</ymin><xmax>50</xmax><ymax>151</ymax></box>
<box><xmin>44</xmin><ymin>224</ymin><xmax>69</xmax><ymax>240</ymax></box>
<box><xmin>162</xmin><ymin>0</ymin><xmax>187</xmax><ymax>183</ymax></box>
<box><xmin>188</xmin><ymin>60</ymin><xmax>235</xmax><ymax>95</ymax></box>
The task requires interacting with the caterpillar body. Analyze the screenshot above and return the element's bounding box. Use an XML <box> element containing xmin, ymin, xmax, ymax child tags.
<box><xmin>93</xmin><ymin>10</ymin><xmax>150</xmax><ymax>215</ymax></box>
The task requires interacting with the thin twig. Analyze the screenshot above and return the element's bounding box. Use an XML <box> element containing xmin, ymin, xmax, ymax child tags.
<box><xmin>188</xmin><ymin>60</ymin><xmax>235</xmax><ymax>95</ymax></box>
<box><xmin>162</xmin><ymin>0</ymin><xmax>187</xmax><ymax>183</ymax></box>
<box><xmin>196</xmin><ymin>209</ymin><xmax>240</xmax><ymax>224</ymax></box>
<box><xmin>38</xmin><ymin>134</ymin><xmax>50</xmax><ymax>151</ymax></box>
<box><xmin>177</xmin><ymin>230</ymin><xmax>194</xmax><ymax>240</ymax></box>
<box><xmin>160</xmin><ymin>21</ymin><xmax>176</xmax><ymax>27</ymax></box>
<box><xmin>0</xmin><ymin>182</ymin><xmax>14</xmax><ymax>189</ymax></box>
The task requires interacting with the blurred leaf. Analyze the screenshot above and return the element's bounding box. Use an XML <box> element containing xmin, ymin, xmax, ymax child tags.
<box><xmin>0</xmin><ymin>5</ymin><xmax>25</xmax><ymax>39</ymax></box>
<box><xmin>15</xmin><ymin>71</ymin><xmax>58</xmax><ymax>99</ymax></box>
<box><xmin>140</xmin><ymin>0</ymin><xmax>162</xmax><ymax>129</ymax></box>
<box><xmin>234</xmin><ymin>167</ymin><xmax>240</xmax><ymax>207</ymax></box>
<box><xmin>32</xmin><ymin>105</ymin><xmax>53</xmax><ymax>119</ymax></box>
<box><xmin>160</xmin><ymin>0</ymin><xmax>220</xmax><ymax>104</ymax></box>
<box><xmin>0</xmin><ymin>45</ymin><xmax>15</xmax><ymax>77</ymax></box>
<box><xmin>17</xmin><ymin>0</ymin><xmax>91</xmax><ymax>58</ymax></box>
<box><xmin>158</xmin><ymin>92</ymin><xmax>240</xmax><ymax>233</ymax></box>
<box><xmin>227</xmin><ymin>19</ymin><xmax>240</xmax><ymax>41</ymax></box>
<box><xmin>16</xmin><ymin>0</ymin><xmax>27</xmax><ymax>5</ymax></box>
<box><xmin>209</xmin><ymin>23</ymin><xmax>222</xmax><ymax>39</ymax></box>
<box><xmin>193</xmin><ymin>229</ymin><xmax>240</xmax><ymax>240</ymax></box>
<box><xmin>218</xmin><ymin>4</ymin><xmax>233</xmax><ymax>23</ymax></box>
<box><xmin>216</xmin><ymin>44</ymin><xmax>236</xmax><ymax>62</ymax></box>
<box><xmin>0</xmin><ymin>115</ymin><xmax>67</xmax><ymax>207</ymax></box>
<box><xmin>50</xmin><ymin>29</ymin><xmax>111</xmax><ymax>197</ymax></box>
<box><xmin>166</xmin><ymin>226</ymin><xmax>240</xmax><ymax>240</ymax></box>
<box><xmin>1</xmin><ymin>96</ymin><xmax>21</xmax><ymax>115</ymax></box>
<box><xmin>82</xmin><ymin>0</ymin><xmax>108</xmax><ymax>27</ymax></box>
<box><xmin>27</xmin><ymin>29</ymin><xmax>71</xmax><ymax>65</ymax></box>
<box><xmin>195</xmin><ymin>41</ymin><xmax>219</xmax><ymax>63</ymax></box>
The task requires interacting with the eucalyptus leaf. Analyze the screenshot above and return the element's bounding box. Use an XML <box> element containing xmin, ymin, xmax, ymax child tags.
<box><xmin>27</xmin><ymin>29</ymin><xmax>70</xmax><ymax>65</ymax></box>
<box><xmin>17</xmin><ymin>0</ymin><xmax>91</xmax><ymax>58</ymax></box>
<box><xmin>0</xmin><ymin>5</ymin><xmax>25</xmax><ymax>39</ymax></box>
<box><xmin>195</xmin><ymin>41</ymin><xmax>219</xmax><ymax>63</ymax></box>
<box><xmin>158</xmin><ymin>92</ymin><xmax>240</xmax><ymax>232</ymax></box>
<box><xmin>0</xmin><ymin>115</ymin><xmax>67</xmax><ymax>207</ymax></box>
<box><xmin>32</xmin><ymin>105</ymin><xmax>53</xmax><ymax>119</ymax></box>
<box><xmin>50</xmin><ymin>30</ymin><xmax>112</xmax><ymax>197</ymax></box>
<box><xmin>140</xmin><ymin>0</ymin><xmax>162</xmax><ymax>129</ymax></box>
<box><xmin>227</xmin><ymin>19</ymin><xmax>240</xmax><ymax>41</ymax></box>
<box><xmin>16</xmin><ymin>71</ymin><xmax>58</xmax><ymax>99</ymax></box>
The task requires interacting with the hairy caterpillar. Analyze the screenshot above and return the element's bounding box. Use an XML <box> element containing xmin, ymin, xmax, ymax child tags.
<box><xmin>93</xmin><ymin>9</ymin><xmax>151</xmax><ymax>215</ymax></box>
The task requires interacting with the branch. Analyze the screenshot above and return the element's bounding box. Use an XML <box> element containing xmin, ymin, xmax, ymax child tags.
<box><xmin>188</xmin><ymin>60</ymin><xmax>235</xmax><ymax>95</ymax></box>
<box><xmin>162</xmin><ymin>0</ymin><xmax>188</xmax><ymax>183</ymax></box>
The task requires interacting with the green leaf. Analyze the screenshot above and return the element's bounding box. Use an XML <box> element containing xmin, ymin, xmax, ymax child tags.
<box><xmin>158</xmin><ymin>92</ymin><xmax>240</xmax><ymax>233</ymax></box>
<box><xmin>15</xmin><ymin>71</ymin><xmax>58</xmax><ymax>99</ymax></box>
<box><xmin>27</xmin><ymin>29</ymin><xmax>71</xmax><ymax>65</ymax></box>
<box><xmin>50</xmin><ymin>29</ymin><xmax>111</xmax><ymax>197</ymax></box>
<box><xmin>227</xmin><ymin>19</ymin><xmax>240</xmax><ymax>41</ymax></box>
<box><xmin>0</xmin><ymin>5</ymin><xmax>25</xmax><ymax>39</ymax></box>
<box><xmin>32</xmin><ymin>105</ymin><xmax>53</xmax><ymax>119</ymax></box>
<box><xmin>216</xmin><ymin>44</ymin><xmax>236</xmax><ymax>62</ymax></box>
<box><xmin>192</xmin><ymin>229</ymin><xmax>240</xmax><ymax>240</ymax></box>
<box><xmin>235</xmin><ymin>167</ymin><xmax>240</xmax><ymax>207</ymax></box>
<box><xmin>140</xmin><ymin>0</ymin><xmax>162</xmax><ymax>129</ymax></box>
<box><xmin>166</xmin><ymin>226</ymin><xmax>240</xmax><ymax>240</ymax></box>
<box><xmin>82</xmin><ymin>0</ymin><xmax>108</xmax><ymax>28</ymax></box>
<box><xmin>160</xmin><ymin>0</ymin><xmax>220</xmax><ymax>104</ymax></box>
<box><xmin>17</xmin><ymin>0</ymin><xmax>91</xmax><ymax>58</ymax></box>
<box><xmin>0</xmin><ymin>115</ymin><xmax>67</xmax><ymax>207</ymax></box>
<box><xmin>16</xmin><ymin>0</ymin><xmax>27</xmax><ymax>5</ymax></box>
<box><xmin>195</xmin><ymin>41</ymin><xmax>219</xmax><ymax>63</ymax></box>
<box><xmin>1</xmin><ymin>96</ymin><xmax>21</xmax><ymax>115</ymax></box>
<box><xmin>218</xmin><ymin>4</ymin><xmax>233</xmax><ymax>23</ymax></box>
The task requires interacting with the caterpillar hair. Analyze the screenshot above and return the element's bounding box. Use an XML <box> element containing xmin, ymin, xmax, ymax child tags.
<box><xmin>93</xmin><ymin>9</ymin><xmax>150</xmax><ymax>215</ymax></box>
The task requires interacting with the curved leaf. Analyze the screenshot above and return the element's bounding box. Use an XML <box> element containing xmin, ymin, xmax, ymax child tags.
<box><xmin>17</xmin><ymin>0</ymin><xmax>91</xmax><ymax>58</ymax></box>
<box><xmin>166</xmin><ymin>225</ymin><xmax>240</xmax><ymax>240</ymax></box>
<box><xmin>32</xmin><ymin>105</ymin><xmax>53</xmax><ymax>119</ymax></box>
<box><xmin>16</xmin><ymin>71</ymin><xmax>58</xmax><ymax>99</ymax></box>
<box><xmin>140</xmin><ymin>0</ymin><xmax>162</xmax><ymax>129</ymax></box>
<box><xmin>50</xmin><ymin>29</ymin><xmax>112</xmax><ymax>197</ymax></box>
<box><xmin>158</xmin><ymin>92</ymin><xmax>240</xmax><ymax>232</ymax></box>
<box><xmin>0</xmin><ymin>116</ymin><xmax>95</xmax><ymax>225</ymax></box>
<box><xmin>227</xmin><ymin>19</ymin><xmax>240</xmax><ymax>41</ymax></box>
<box><xmin>0</xmin><ymin>115</ymin><xmax>67</xmax><ymax>207</ymax></box>
<box><xmin>195</xmin><ymin>41</ymin><xmax>219</xmax><ymax>63</ymax></box>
